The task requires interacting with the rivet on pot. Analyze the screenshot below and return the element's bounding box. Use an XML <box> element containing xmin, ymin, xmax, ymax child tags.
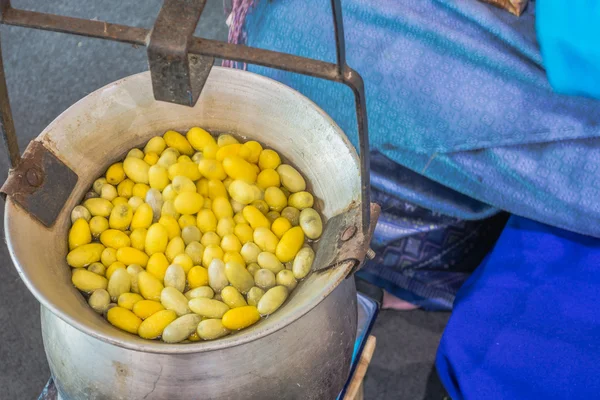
<box><xmin>341</xmin><ymin>226</ymin><xmax>357</xmax><ymax>242</ymax></box>
<box><xmin>26</xmin><ymin>168</ymin><xmax>44</xmax><ymax>187</ymax></box>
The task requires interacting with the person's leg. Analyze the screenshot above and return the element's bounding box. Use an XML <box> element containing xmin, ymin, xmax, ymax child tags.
<box><xmin>354</xmin><ymin>277</ymin><xmax>421</xmax><ymax>310</ymax></box>
<box><xmin>382</xmin><ymin>291</ymin><xmax>421</xmax><ymax>310</ymax></box>
<box><xmin>437</xmin><ymin>216</ymin><xmax>600</xmax><ymax>399</ymax></box>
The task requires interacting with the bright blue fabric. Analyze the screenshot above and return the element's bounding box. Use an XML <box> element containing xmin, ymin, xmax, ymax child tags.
<box><xmin>537</xmin><ymin>1</ymin><xmax>600</xmax><ymax>99</ymax></box>
<box><xmin>436</xmin><ymin>216</ymin><xmax>600</xmax><ymax>399</ymax></box>
<box><xmin>243</xmin><ymin>0</ymin><xmax>600</xmax><ymax>236</ymax></box>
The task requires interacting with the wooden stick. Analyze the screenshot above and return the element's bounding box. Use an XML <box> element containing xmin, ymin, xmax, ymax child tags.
<box><xmin>344</xmin><ymin>335</ymin><xmax>377</xmax><ymax>400</ymax></box>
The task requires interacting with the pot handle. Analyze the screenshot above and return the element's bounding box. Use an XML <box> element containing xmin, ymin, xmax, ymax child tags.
<box><xmin>0</xmin><ymin>37</ymin><xmax>19</xmax><ymax>169</ymax></box>
<box><xmin>307</xmin><ymin>0</ymin><xmax>379</xmax><ymax>274</ymax></box>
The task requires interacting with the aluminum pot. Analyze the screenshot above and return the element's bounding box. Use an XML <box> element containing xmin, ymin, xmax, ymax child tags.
<box><xmin>5</xmin><ymin>67</ymin><xmax>362</xmax><ymax>399</ymax></box>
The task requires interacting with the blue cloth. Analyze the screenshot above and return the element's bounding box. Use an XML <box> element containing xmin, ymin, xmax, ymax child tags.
<box><xmin>436</xmin><ymin>216</ymin><xmax>600</xmax><ymax>399</ymax></box>
<box><xmin>243</xmin><ymin>0</ymin><xmax>600</xmax><ymax>236</ymax></box>
<box><xmin>537</xmin><ymin>0</ymin><xmax>600</xmax><ymax>99</ymax></box>
<box><xmin>356</xmin><ymin>152</ymin><xmax>507</xmax><ymax>310</ymax></box>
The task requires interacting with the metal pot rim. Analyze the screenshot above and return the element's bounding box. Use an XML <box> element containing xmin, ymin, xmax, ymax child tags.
<box><xmin>5</xmin><ymin>67</ymin><xmax>357</xmax><ymax>354</ymax></box>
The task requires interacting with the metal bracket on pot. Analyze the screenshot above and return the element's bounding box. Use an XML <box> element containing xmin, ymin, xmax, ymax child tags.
<box><xmin>147</xmin><ymin>0</ymin><xmax>214</xmax><ymax>106</ymax></box>
<box><xmin>0</xmin><ymin>0</ymin><xmax>378</xmax><ymax>267</ymax></box>
<box><xmin>0</xmin><ymin>141</ymin><xmax>78</xmax><ymax>227</ymax></box>
<box><xmin>313</xmin><ymin>203</ymin><xmax>380</xmax><ymax>277</ymax></box>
